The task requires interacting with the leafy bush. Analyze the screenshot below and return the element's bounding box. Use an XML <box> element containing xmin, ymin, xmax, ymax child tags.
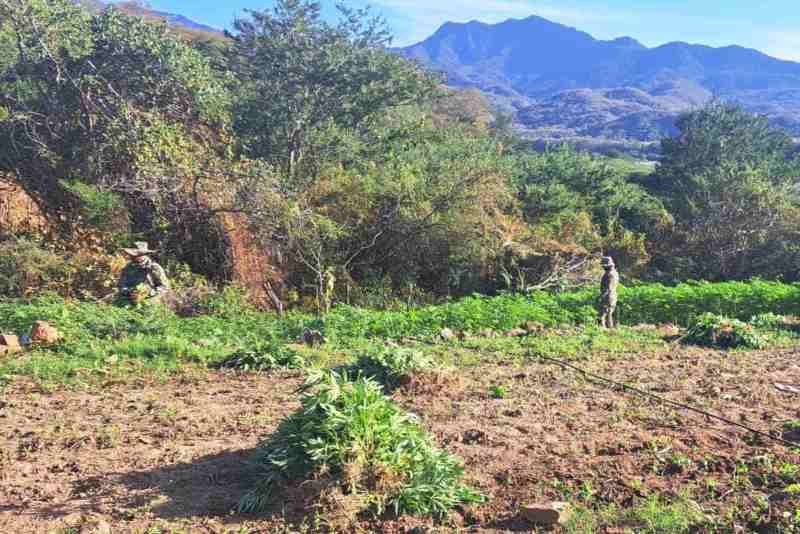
<box><xmin>684</xmin><ymin>313</ymin><xmax>768</xmax><ymax>349</ymax></box>
<box><xmin>0</xmin><ymin>237</ymin><xmax>122</xmax><ymax>299</ymax></box>
<box><xmin>60</xmin><ymin>180</ymin><xmax>126</xmax><ymax>229</ymax></box>
<box><xmin>489</xmin><ymin>385</ymin><xmax>508</xmax><ymax>399</ymax></box>
<box><xmin>239</xmin><ymin>372</ymin><xmax>483</xmax><ymax>517</ymax></box>
<box><xmin>214</xmin><ymin>343</ymin><xmax>305</xmax><ymax>372</ymax></box>
<box><xmin>749</xmin><ymin>312</ymin><xmax>787</xmax><ymax>330</ymax></box>
<box><xmin>167</xmin><ymin>283</ymin><xmax>256</xmax><ymax>318</ymax></box>
<box><xmin>323</xmin><ymin>291</ymin><xmax>597</xmax><ymax>342</ymax></box>
<box><xmin>0</xmin><ymin>238</ymin><xmax>70</xmax><ymax>297</ymax></box>
<box><xmin>341</xmin><ymin>346</ymin><xmax>435</xmax><ymax>389</ymax></box>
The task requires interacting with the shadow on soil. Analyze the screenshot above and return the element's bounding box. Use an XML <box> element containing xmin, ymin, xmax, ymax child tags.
<box><xmin>112</xmin><ymin>447</ymin><xmax>259</xmax><ymax>521</ymax></box>
<box><xmin>1</xmin><ymin>447</ymin><xmax>289</xmax><ymax>525</ymax></box>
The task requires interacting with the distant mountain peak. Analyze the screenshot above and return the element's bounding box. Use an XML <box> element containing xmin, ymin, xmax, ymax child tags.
<box><xmin>607</xmin><ymin>36</ymin><xmax>645</xmax><ymax>49</ymax></box>
<box><xmin>399</xmin><ymin>15</ymin><xmax>800</xmax><ymax>143</ymax></box>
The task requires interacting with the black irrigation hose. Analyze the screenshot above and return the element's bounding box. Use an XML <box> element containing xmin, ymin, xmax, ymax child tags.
<box><xmin>527</xmin><ymin>350</ymin><xmax>800</xmax><ymax>449</ymax></box>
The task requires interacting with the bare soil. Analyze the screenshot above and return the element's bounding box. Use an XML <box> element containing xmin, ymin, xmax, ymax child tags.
<box><xmin>2</xmin><ymin>345</ymin><xmax>799</xmax><ymax>533</ymax></box>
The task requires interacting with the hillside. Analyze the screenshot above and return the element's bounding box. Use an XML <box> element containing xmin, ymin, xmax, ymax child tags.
<box><xmin>399</xmin><ymin>16</ymin><xmax>800</xmax><ymax>144</ymax></box>
<box><xmin>88</xmin><ymin>1</ymin><xmax>225</xmax><ymax>41</ymax></box>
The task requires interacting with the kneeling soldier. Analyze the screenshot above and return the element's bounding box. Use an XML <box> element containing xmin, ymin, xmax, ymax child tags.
<box><xmin>118</xmin><ymin>242</ymin><xmax>170</xmax><ymax>305</ymax></box>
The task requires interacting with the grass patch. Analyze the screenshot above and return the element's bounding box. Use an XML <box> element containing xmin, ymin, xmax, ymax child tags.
<box><xmin>627</xmin><ymin>494</ymin><xmax>706</xmax><ymax>533</ymax></box>
<box><xmin>0</xmin><ymin>295</ymin><xmax>306</xmax><ymax>384</ymax></box>
<box><xmin>565</xmin><ymin>492</ymin><xmax>707</xmax><ymax>533</ymax></box>
<box><xmin>457</xmin><ymin>326</ymin><xmax>667</xmax><ymax>364</ymax></box>
<box><xmin>239</xmin><ymin>372</ymin><xmax>483</xmax><ymax>519</ymax></box>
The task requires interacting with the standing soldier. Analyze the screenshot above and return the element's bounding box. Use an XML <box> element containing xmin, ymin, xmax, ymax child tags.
<box><xmin>599</xmin><ymin>256</ymin><xmax>619</xmax><ymax>329</ymax></box>
<box><xmin>118</xmin><ymin>242</ymin><xmax>171</xmax><ymax>305</ymax></box>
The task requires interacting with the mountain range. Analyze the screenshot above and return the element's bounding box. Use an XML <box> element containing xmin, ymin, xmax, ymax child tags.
<box><xmin>97</xmin><ymin>5</ymin><xmax>800</xmax><ymax>152</ymax></box>
<box><xmin>399</xmin><ymin>16</ymin><xmax>800</xmax><ymax>147</ymax></box>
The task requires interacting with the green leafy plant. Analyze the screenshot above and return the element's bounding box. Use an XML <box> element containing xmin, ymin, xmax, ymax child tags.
<box><xmin>214</xmin><ymin>343</ymin><xmax>305</xmax><ymax>372</ymax></box>
<box><xmin>341</xmin><ymin>346</ymin><xmax>435</xmax><ymax>389</ymax></box>
<box><xmin>60</xmin><ymin>180</ymin><xmax>125</xmax><ymax>228</ymax></box>
<box><xmin>683</xmin><ymin>313</ymin><xmax>768</xmax><ymax>349</ymax></box>
<box><xmin>784</xmin><ymin>420</ymin><xmax>800</xmax><ymax>431</ymax></box>
<box><xmin>617</xmin><ymin>280</ymin><xmax>800</xmax><ymax>326</ymax></box>
<box><xmin>239</xmin><ymin>372</ymin><xmax>483</xmax><ymax>517</ymax></box>
<box><xmin>4</xmin><ymin>279</ymin><xmax>800</xmax><ymax>385</ymax></box>
<box><xmin>778</xmin><ymin>463</ymin><xmax>800</xmax><ymax>482</ymax></box>
<box><xmin>489</xmin><ymin>384</ymin><xmax>508</xmax><ymax>399</ymax></box>
<box><xmin>749</xmin><ymin>312</ymin><xmax>787</xmax><ymax>330</ymax></box>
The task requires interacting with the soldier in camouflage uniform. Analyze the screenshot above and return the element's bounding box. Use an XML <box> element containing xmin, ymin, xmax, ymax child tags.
<box><xmin>118</xmin><ymin>242</ymin><xmax>170</xmax><ymax>304</ymax></box>
<box><xmin>599</xmin><ymin>256</ymin><xmax>619</xmax><ymax>329</ymax></box>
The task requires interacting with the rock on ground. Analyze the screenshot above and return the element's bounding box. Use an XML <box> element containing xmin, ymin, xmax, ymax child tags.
<box><xmin>520</xmin><ymin>501</ymin><xmax>572</xmax><ymax>526</ymax></box>
<box><xmin>30</xmin><ymin>321</ymin><xmax>61</xmax><ymax>344</ymax></box>
<box><xmin>0</xmin><ymin>334</ymin><xmax>21</xmax><ymax>354</ymax></box>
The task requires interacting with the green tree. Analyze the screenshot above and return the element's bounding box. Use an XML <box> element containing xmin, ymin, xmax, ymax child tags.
<box><xmin>647</xmin><ymin>103</ymin><xmax>800</xmax><ymax>281</ymax></box>
<box><xmin>514</xmin><ymin>146</ymin><xmax>668</xmax><ymax>274</ymax></box>
<box><xmin>0</xmin><ymin>0</ymin><xmax>233</xmax><ymax>236</ymax></box>
<box><xmin>653</xmin><ymin>102</ymin><xmax>797</xmax><ymax>218</ymax></box>
<box><xmin>245</xmin><ymin>104</ymin><xmax>520</xmax><ymax>304</ymax></box>
<box><xmin>227</xmin><ymin>0</ymin><xmax>438</xmax><ymax>181</ymax></box>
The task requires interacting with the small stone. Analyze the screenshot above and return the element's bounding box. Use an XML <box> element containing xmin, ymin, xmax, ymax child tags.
<box><xmin>62</xmin><ymin>512</ymin><xmax>84</xmax><ymax>525</ymax></box>
<box><xmin>661</xmin><ymin>323</ymin><xmax>681</xmax><ymax>336</ymax></box>
<box><xmin>0</xmin><ymin>334</ymin><xmax>21</xmax><ymax>353</ymax></box>
<box><xmin>462</xmin><ymin>429</ymin><xmax>486</xmax><ymax>444</ymax></box>
<box><xmin>520</xmin><ymin>501</ymin><xmax>572</xmax><ymax>526</ymax></box>
<box><xmin>505</xmin><ymin>328</ymin><xmax>528</xmax><ymax>338</ymax></box>
<box><xmin>30</xmin><ymin>321</ymin><xmax>62</xmax><ymax>344</ymax></box>
<box><xmin>439</xmin><ymin>328</ymin><xmax>456</xmax><ymax>341</ymax></box>
<box><xmin>523</xmin><ymin>321</ymin><xmax>544</xmax><ymax>333</ymax></box>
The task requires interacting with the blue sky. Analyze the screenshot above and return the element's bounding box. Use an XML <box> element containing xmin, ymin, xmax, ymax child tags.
<box><xmin>138</xmin><ymin>0</ymin><xmax>800</xmax><ymax>61</ymax></box>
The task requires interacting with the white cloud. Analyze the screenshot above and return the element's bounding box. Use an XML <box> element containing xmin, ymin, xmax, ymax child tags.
<box><xmin>764</xmin><ymin>31</ymin><xmax>800</xmax><ymax>62</ymax></box>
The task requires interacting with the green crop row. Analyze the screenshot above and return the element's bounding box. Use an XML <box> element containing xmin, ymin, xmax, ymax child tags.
<box><xmin>2</xmin><ymin>279</ymin><xmax>799</xmax><ymax>383</ymax></box>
